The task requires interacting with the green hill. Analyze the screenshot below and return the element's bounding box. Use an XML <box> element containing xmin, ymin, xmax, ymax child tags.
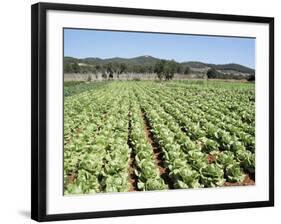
<box><xmin>64</xmin><ymin>55</ymin><xmax>255</xmax><ymax>76</ymax></box>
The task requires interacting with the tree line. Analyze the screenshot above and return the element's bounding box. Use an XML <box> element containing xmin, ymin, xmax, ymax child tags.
<box><xmin>64</xmin><ymin>59</ymin><xmax>192</xmax><ymax>80</ymax></box>
<box><xmin>206</xmin><ymin>68</ymin><xmax>255</xmax><ymax>81</ymax></box>
<box><xmin>64</xmin><ymin>60</ymin><xmax>254</xmax><ymax>81</ymax></box>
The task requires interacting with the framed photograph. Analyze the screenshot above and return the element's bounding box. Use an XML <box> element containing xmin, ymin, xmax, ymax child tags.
<box><xmin>31</xmin><ymin>2</ymin><xmax>274</xmax><ymax>222</ymax></box>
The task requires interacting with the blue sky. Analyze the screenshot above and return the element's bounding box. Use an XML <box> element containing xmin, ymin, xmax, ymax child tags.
<box><xmin>64</xmin><ymin>28</ymin><xmax>255</xmax><ymax>69</ymax></box>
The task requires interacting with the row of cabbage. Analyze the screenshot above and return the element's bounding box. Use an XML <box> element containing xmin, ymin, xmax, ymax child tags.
<box><xmin>144</xmin><ymin>84</ymin><xmax>255</xmax><ymax>174</ymax></box>
<box><xmin>64</xmin><ymin>84</ymin><xmax>131</xmax><ymax>194</ymax></box>
<box><xmin>134</xmin><ymin>82</ymin><xmax>254</xmax><ymax>187</ymax></box>
<box><xmin>130</xmin><ymin>92</ymin><xmax>168</xmax><ymax>190</ymax></box>
<box><xmin>64</xmin><ymin>81</ymin><xmax>255</xmax><ymax>194</ymax></box>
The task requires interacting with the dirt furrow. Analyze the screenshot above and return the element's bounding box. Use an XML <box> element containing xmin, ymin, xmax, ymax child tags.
<box><xmin>127</xmin><ymin>101</ymin><xmax>138</xmax><ymax>192</ymax></box>
<box><xmin>141</xmin><ymin>111</ymin><xmax>174</xmax><ymax>189</ymax></box>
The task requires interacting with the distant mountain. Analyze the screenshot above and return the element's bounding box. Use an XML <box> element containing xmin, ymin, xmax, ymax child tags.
<box><xmin>66</xmin><ymin>55</ymin><xmax>160</xmax><ymax>66</ymax></box>
<box><xmin>181</xmin><ymin>61</ymin><xmax>209</xmax><ymax>69</ymax></box>
<box><xmin>207</xmin><ymin>63</ymin><xmax>255</xmax><ymax>74</ymax></box>
<box><xmin>128</xmin><ymin>56</ymin><xmax>160</xmax><ymax>66</ymax></box>
<box><xmin>180</xmin><ymin>61</ymin><xmax>254</xmax><ymax>74</ymax></box>
<box><xmin>64</xmin><ymin>55</ymin><xmax>255</xmax><ymax>75</ymax></box>
<box><xmin>64</xmin><ymin>56</ymin><xmax>80</xmax><ymax>63</ymax></box>
<box><xmin>103</xmin><ymin>55</ymin><xmax>160</xmax><ymax>66</ymax></box>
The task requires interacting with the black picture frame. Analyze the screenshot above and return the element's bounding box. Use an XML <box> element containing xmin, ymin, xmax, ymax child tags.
<box><xmin>31</xmin><ymin>2</ymin><xmax>274</xmax><ymax>222</ymax></box>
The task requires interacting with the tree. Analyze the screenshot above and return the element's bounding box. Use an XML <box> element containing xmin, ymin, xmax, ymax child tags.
<box><xmin>64</xmin><ymin>63</ymin><xmax>73</xmax><ymax>73</ymax></box>
<box><xmin>102</xmin><ymin>71</ymin><xmax>108</xmax><ymax>79</ymax></box>
<box><xmin>154</xmin><ymin>60</ymin><xmax>165</xmax><ymax>80</ymax></box>
<box><xmin>120</xmin><ymin>63</ymin><xmax>127</xmax><ymax>74</ymax></box>
<box><xmin>72</xmin><ymin>62</ymin><xmax>80</xmax><ymax>73</ymax></box>
<box><xmin>164</xmin><ymin>60</ymin><xmax>178</xmax><ymax>80</ymax></box>
<box><xmin>115</xmin><ymin>63</ymin><xmax>127</xmax><ymax>78</ymax></box>
<box><xmin>247</xmin><ymin>74</ymin><xmax>255</xmax><ymax>81</ymax></box>
<box><xmin>105</xmin><ymin>63</ymin><xmax>114</xmax><ymax>78</ymax></box>
<box><xmin>154</xmin><ymin>60</ymin><xmax>178</xmax><ymax>80</ymax></box>
<box><xmin>184</xmin><ymin>66</ymin><xmax>191</xmax><ymax>75</ymax></box>
<box><xmin>147</xmin><ymin>65</ymin><xmax>154</xmax><ymax>73</ymax></box>
<box><xmin>90</xmin><ymin>66</ymin><xmax>97</xmax><ymax>74</ymax></box>
<box><xmin>80</xmin><ymin>65</ymin><xmax>92</xmax><ymax>74</ymax></box>
<box><xmin>176</xmin><ymin>65</ymin><xmax>183</xmax><ymax>74</ymax></box>
<box><xmin>95</xmin><ymin>64</ymin><xmax>102</xmax><ymax>73</ymax></box>
<box><xmin>207</xmin><ymin>68</ymin><xmax>222</xmax><ymax>79</ymax></box>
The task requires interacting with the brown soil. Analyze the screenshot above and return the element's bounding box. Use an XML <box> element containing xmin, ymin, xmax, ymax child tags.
<box><xmin>63</xmin><ymin>127</ymin><xmax>82</xmax><ymax>185</ymax></box>
<box><xmin>127</xmin><ymin>104</ymin><xmax>138</xmax><ymax>192</ymax></box>
<box><xmin>223</xmin><ymin>174</ymin><xmax>255</xmax><ymax>187</ymax></box>
<box><xmin>66</xmin><ymin>172</ymin><xmax>77</xmax><ymax>185</ymax></box>
<box><xmin>128</xmin><ymin>156</ymin><xmax>138</xmax><ymax>191</ymax></box>
<box><xmin>141</xmin><ymin>111</ymin><xmax>174</xmax><ymax>189</ymax></box>
<box><xmin>207</xmin><ymin>154</ymin><xmax>217</xmax><ymax>163</ymax></box>
<box><xmin>243</xmin><ymin>174</ymin><xmax>255</xmax><ymax>185</ymax></box>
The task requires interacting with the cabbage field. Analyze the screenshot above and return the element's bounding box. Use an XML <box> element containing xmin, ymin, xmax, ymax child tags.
<box><xmin>64</xmin><ymin>81</ymin><xmax>255</xmax><ymax>195</ymax></box>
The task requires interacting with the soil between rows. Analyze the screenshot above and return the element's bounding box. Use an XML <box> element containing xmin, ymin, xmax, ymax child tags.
<box><xmin>141</xmin><ymin>111</ymin><xmax>175</xmax><ymax>189</ymax></box>
<box><xmin>128</xmin><ymin>155</ymin><xmax>138</xmax><ymax>191</ymax></box>
<box><xmin>224</xmin><ymin>174</ymin><xmax>255</xmax><ymax>186</ymax></box>
<box><xmin>127</xmin><ymin>102</ymin><xmax>138</xmax><ymax>192</ymax></box>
